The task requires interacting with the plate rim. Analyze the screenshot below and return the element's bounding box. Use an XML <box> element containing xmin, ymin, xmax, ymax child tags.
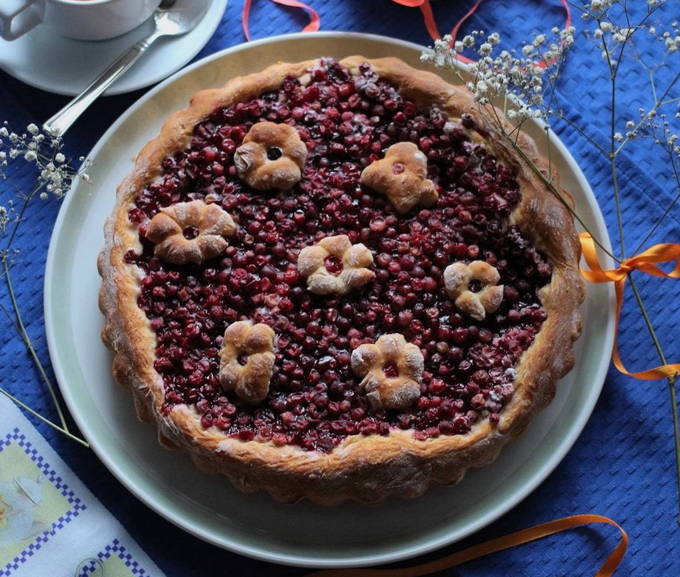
<box><xmin>44</xmin><ymin>31</ymin><xmax>616</xmax><ymax>568</ymax></box>
<box><xmin>0</xmin><ymin>0</ymin><xmax>228</xmax><ymax>96</ymax></box>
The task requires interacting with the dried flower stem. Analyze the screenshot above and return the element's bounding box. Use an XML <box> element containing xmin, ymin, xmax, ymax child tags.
<box><xmin>595</xmin><ymin>3</ymin><xmax>680</xmax><ymax>521</ymax></box>
<box><xmin>0</xmin><ymin>387</ymin><xmax>89</xmax><ymax>448</ymax></box>
<box><xmin>2</xmin><ymin>253</ymin><xmax>71</xmax><ymax>432</ymax></box>
<box><xmin>555</xmin><ymin>112</ymin><xmax>611</xmax><ymax>157</ymax></box>
<box><xmin>628</xmin><ymin>275</ymin><xmax>680</xmax><ymax>522</ymax></box>
<box><xmin>597</xmin><ymin>17</ymin><xmax>627</xmax><ymax>258</ymax></box>
<box><xmin>512</xmin><ymin>114</ymin><xmax>680</xmax><ymax>521</ymax></box>
<box><xmin>1</xmin><ymin>175</ymin><xmax>88</xmax><ymax>448</ymax></box>
<box><xmin>633</xmin><ymin>149</ymin><xmax>680</xmax><ymax>254</ymax></box>
<box><xmin>615</xmin><ymin>71</ymin><xmax>680</xmax><ymax>156</ymax></box>
<box><xmin>495</xmin><ymin>120</ymin><xmax>619</xmax><ymax>261</ymax></box>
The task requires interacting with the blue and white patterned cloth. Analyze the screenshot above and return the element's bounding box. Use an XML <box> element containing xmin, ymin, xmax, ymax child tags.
<box><xmin>0</xmin><ymin>396</ymin><xmax>164</xmax><ymax>577</ymax></box>
<box><xmin>1</xmin><ymin>1</ymin><xmax>679</xmax><ymax>576</ymax></box>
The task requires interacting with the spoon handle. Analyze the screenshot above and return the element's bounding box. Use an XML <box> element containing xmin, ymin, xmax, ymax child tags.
<box><xmin>43</xmin><ymin>33</ymin><xmax>160</xmax><ymax>138</ymax></box>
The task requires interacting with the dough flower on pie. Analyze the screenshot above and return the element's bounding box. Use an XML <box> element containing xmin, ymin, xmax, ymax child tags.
<box><xmin>351</xmin><ymin>333</ymin><xmax>424</xmax><ymax>410</ymax></box>
<box><xmin>233</xmin><ymin>121</ymin><xmax>308</xmax><ymax>190</ymax></box>
<box><xmin>360</xmin><ymin>141</ymin><xmax>438</xmax><ymax>214</ymax></box>
<box><xmin>444</xmin><ymin>260</ymin><xmax>504</xmax><ymax>321</ymax></box>
<box><xmin>219</xmin><ymin>321</ymin><xmax>276</xmax><ymax>405</ymax></box>
<box><xmin>145</xmin><ymin>200</ymin><xmax>236</xmax><ymax>265</ymax></box>
<box><xmin>297</xmin><ymin>234</ymin><xmax>375</xmax><ymax>295</ymax></box>
<box><xmin>100</xmin><ymin>56</ymin><xmax>585</xmax><ymax>505</ymax></box>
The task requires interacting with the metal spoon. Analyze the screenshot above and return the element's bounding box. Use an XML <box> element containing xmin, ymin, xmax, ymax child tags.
<box><xmin>43</xmin><ymin>0</ymin><xmax>209</xmax><ymax>137</ymax></box>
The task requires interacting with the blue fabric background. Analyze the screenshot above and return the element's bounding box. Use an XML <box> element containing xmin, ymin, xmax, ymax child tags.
<box><xmin>1</xmin><ymin>1</ymin><xmax>679</xmax><ymax>575</ymax></box>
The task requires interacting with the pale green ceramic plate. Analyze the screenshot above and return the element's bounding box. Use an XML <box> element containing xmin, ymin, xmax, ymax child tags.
<box><xmin>45</xmin><ymin>33</ymin><xmax>615</xmax><ymax>568</ymax></box>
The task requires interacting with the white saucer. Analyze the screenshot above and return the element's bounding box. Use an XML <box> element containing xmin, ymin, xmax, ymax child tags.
<box><xmin>0</xmin><ymin>0</ymin><xmax>228</xmax><ymax>96</ymax></box>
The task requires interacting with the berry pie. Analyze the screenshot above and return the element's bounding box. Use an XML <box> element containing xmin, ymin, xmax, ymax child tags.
<box><xmin>99</xmin><ymin>57</ymin><xmax>584</xmax><ymax>504</ymax></box>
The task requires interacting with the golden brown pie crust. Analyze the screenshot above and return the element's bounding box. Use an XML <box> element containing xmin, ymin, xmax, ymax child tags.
<box><xmin>98</xmin><ymin>56</ymin><xmax>585</xmax><ymax>505</ymax></box>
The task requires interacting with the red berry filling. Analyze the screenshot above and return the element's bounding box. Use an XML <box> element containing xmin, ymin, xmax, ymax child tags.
<box><xmin>124</xmin><ymin>59</ymin><xmax>552</xmax><ymax>452</ymax></box>
<box><xmin>382</xmin><ymin>362</ymin><xmax>399</xmax><ymax>378</ymax></box>
<box><xmin>324</xmin><ymin>255</ymin><xmax>343</xmax><ymax>275</ymax></box>
<box><xmin>266</xmin><ymin>146</ymin><xmax>284</xmax><ymax>161</ymax></box>
<box><xmin>182</xmin><ymin>226</ymin><xmax>199</xmax><ymax>240</ymax></box>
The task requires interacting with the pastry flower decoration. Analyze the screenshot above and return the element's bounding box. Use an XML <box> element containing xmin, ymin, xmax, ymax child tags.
<box><xmin>234</xmin><ymin>121</ymin><xmax>308</xmax><ymax>191</ymax></box>
<box><xmin>360</xmin><ymin>142</ymin><xmax>438</xmax><ymax>214</ymax></box>
<box><xmin>219</xmin><ymin>321</ymin><xmax>276</xmax><ymax>405</ymax></box>
<box><xmin>297</xmin><ymin>234</ymin><xmax>375</xmax><ymax>295</ymax></box>
<box><xmin>146</xmin><ymin>200</ymin><xmax>236</xmax><ymax>265</ymax></box>
<box><xmin>351</xmin><ymin>333</ymin><xmax>424</xmax><ymax>411</ymax></box>
<box><xmin>444</xmin><ymin>260</ymin><xmax>504</xmax><ymax>321</ymax></box>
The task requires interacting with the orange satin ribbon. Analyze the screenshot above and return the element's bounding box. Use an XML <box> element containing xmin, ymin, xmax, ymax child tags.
<box><xmin>306</xmin><ymin>514</ymin><xmax>628</xmax><ymax>577</ymax></box>
<box><xmin>579</xmin><ymin>232</ymin><xmax>680</xmax><ymax>380</ymax></box>
<box><xmin>391</xmin><ymin>0</ymin><xmax>571</xmax><ymax>68</ymax></box>
<box><xmin>242</xmin><ymin>0</ymin><xmax>320</xmax><ymax>41</ymax></box>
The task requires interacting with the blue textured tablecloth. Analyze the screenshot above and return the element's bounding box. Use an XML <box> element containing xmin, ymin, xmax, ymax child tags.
<box><xmin>1</xmin><ymin>1</ymin><xmax>679</xmax><ymax>575</ymax></box>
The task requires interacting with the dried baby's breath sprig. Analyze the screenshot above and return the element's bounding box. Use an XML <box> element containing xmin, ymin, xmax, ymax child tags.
<box><xmin>0</xmin><ymin>121</ymin><xmax>89</xmax><ymax>200</ymax></box>
<box><xmin>422</xmin><ymin>0</ymin><xmax>680</xmax><ymax>519</ymax></box>
<box><xmin>0</xmin><ymin>121</ymin><xmax>89</xmax><ymax>448</ymax></box>
<box><xmin>0</xmin><ymin>206</ymin><xmax>9</xmax><ymax>233</ymax></box>
<box><xmin>422</xmin><ymin>26</ymin><xmax>575</xmax><ymax>125</ymax></box>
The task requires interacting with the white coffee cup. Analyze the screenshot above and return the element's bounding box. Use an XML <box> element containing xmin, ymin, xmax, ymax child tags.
<box><xmin>0</xmin><ymin>0</ymin><xmax>162</xmax><ymax>42</ymax></box>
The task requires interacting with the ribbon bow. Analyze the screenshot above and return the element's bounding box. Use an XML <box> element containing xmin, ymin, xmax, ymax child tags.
<box><xmin>579</xmin><ymin>232</ymin><xmax>680</xmax><ymax>380</ymax></box>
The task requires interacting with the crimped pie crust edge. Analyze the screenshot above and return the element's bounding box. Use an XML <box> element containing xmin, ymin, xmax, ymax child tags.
<box><xmin>98</xmin><ymin>56</ymin><xmax>585</xmax><ymax>505</ymax></box>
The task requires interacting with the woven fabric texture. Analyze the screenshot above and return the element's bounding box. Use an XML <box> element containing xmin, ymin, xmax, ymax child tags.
<box><xmin>1</xmin><ymin>1</ymin><xmax>679</xmax><ymax>575</ymax></box>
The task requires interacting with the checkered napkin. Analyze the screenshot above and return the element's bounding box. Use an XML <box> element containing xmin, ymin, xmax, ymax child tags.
<box><xmin>0</xmin><ymin>395</ymin><xmax>164</xmax><ymax>577</ymax></box>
